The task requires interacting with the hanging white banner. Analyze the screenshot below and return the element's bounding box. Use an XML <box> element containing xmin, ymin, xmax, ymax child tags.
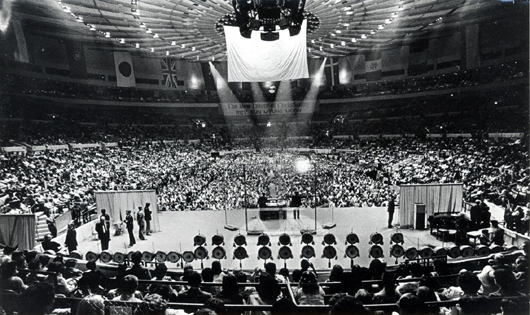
<box><xmin>224</xmin><ymin>21</ymin><xmax>309</xmax><ymax>82</ymax></box>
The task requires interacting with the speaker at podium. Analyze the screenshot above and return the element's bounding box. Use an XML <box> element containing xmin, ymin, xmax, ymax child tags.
<box><xmin>413</xmin><ymin>203</ymin><xmax>426</xmax><ymax>230</ymax></box>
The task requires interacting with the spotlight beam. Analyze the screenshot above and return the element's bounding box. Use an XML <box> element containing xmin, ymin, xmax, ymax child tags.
<box><xmin>209</xmin><ymin>62</ymin><xmax>242</xmax><ymax>139</ymax></box>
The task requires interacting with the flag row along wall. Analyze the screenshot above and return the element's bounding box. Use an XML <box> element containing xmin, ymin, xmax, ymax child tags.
<box><xmin>1</xmin><ymin>18</ymin><xmax>525</xmax><ymax>88</ymax></box>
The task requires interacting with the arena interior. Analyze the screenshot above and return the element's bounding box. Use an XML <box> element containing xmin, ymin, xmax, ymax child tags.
<box><xmin>0</xmin><ymin>0</ymin><xmax>529</xmax><ymax>314</ymax></box>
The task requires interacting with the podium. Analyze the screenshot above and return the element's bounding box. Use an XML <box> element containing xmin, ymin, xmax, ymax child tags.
<box><xmin>259</xmin><ymin>199</ymin><xmax>288</xmax><ymax>220</ymax></box>
<box><xmin>413</xmin><ymin>203</ymin><xmax>426</xmax><ymax>230</ymax></box>
<box><xmin>259</xmin><ymin>207</ymin><xmax>287</xmax><ymax>220</ymax></box>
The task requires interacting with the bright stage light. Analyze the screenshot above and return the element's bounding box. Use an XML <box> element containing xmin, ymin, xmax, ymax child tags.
<box><xmin>294</xmin><ymin>157</ymin><xmax>311</xmax><ymax>174</ymax></box>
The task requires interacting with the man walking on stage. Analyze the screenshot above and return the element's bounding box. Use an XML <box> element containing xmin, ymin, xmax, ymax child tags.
<box><xmin>144</xmin><ymin>203</ymin><xmax>152</xmax><ymax>236</ymax></box>
<box><xmin>125</xmin><ymin>210</ymin><xmax>136</xmax><ymax>247</ymax></box>
<box><xmin>387</xmin><ymin>196</ymin><xmax>395</xmax><ymax>228</ymax></box>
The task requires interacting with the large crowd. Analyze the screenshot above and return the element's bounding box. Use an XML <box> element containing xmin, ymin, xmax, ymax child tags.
<box><xmin>0</xmin><ymin>137</ymin><xmax>528</xmax><ymax>233</ymax></box>
<box><xmin>0</xmin><ymin>243</ymin><xmax>528</xmax><ymax>315</ymax></box>
<box><xmin>4</xmin><ymin>60</ymin><xmax>525</xmax><ymax>104</ymax></box>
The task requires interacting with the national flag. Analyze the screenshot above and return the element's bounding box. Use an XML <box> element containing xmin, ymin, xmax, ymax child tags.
<box><xmin>224</xmin><ymin>20</ymin><xmax>309</xmax><ymax>82</ymax></box>
<box><xmin>324</xmin><ymin>57</ymin><xmax>340</xmax><ymax>87</ymax></box>
<box><xmin>365</xmin><ymin>50</ymin><xmax>382</xmax><ymax>81</ymax></box>
<box><xmin>161</xmin><ymin>58</ymin><xmax>178</xmax><ymax>88</ymax></box>
<box><xmin>66</xmin><ymin>41</ymin><xmax>87</xmax><ymax>79</ymax></box>
<box><xmin>114</xmin><ymin>52</ymin><xmax>136</xmax><ymax>87</ymax></box>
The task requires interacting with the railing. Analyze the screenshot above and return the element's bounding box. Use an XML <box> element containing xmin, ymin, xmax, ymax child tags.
<box><xmin>48</xmin><ymin>295</ymin><xmax>528</xmax><ymax>314</ymax></box>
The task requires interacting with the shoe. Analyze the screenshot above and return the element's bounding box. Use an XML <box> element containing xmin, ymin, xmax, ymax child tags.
<box><xmin>128</xmin><ymin>245</ymin><xmax>133</xmax><ymax>248</ymax></box>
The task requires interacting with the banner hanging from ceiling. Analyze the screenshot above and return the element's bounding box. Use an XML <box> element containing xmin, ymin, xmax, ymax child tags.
<box><xmin>114</xmin><ymin>51</ymin><xmax>136</xmax><ymax>87</ymax></box>
<box><xmin>220</xmin><ymin>100</ymin><xmax>316</xmax><ymax>116</ymax></box>
<box><xmin>365</xmin><ymin>50</ymin><xmax>382</xmax><ymax>81</ymax></box>
<box><xmin>224</xmin><ymin>21</ymin><xmax>309</xmax><ymax>82</ymax></box>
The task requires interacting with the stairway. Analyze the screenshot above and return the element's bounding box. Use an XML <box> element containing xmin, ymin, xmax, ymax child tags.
<box><xmin>35</xmin><ymin>213</ymin><xmax>50</xmax><ymax>241</ymax></box>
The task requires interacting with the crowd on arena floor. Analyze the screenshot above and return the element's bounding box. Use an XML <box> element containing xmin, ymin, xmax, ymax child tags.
<box><xmin>0</xmin><ymin>243</ymin><xmax>528</xmax><ymax>315</ymax></box>
<box><xmin>0</xmin><ymin>136</ymin><xmax>528</xmax><ymax>233</ymax></box>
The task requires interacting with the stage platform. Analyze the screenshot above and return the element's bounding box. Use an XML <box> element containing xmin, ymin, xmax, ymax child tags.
<box><xmin>73</xmin><ymin>207</ymin><xmax>449</xmax><ymax>271</ymax></box>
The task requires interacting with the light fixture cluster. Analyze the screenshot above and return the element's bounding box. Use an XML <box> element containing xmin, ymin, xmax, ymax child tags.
<box><xmin>54</xmin><ymin>0</ymin><xmax>146</xmax><ymax>53</ymax></box>
<box><xmin>310</xmin><ymin>0</ymin><xmax>446</xmax><ymax>56</ymax></box>
<box><xmin>309</xmin><ymin>2</ymin><xmax>404</xmax><ymax>54</ymax></box>
<box><xmin>214</xmin><ymin>11</ymin><xmax>319</xmax><ymax>37</ymax></box>
<box><xmin>55</xmin><ymin>0</ymin><xmax>203</xmax><ymax>60</ymax></box>
<box><xmin>132</xmin><ymin>0</ymin><xmax>201</xmax><ymax>59</ymax></box>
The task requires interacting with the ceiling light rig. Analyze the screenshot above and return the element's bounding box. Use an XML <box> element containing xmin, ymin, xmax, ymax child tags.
<box><xmin>53</xmin><ymin>0</ymin><xmax>142</xmax><ymax>52</ymax></box>
<box><xmin>226</xmin><ymin>0</ymin><xmax>317</xmax><ymax>41</ymax></box>
<box><xmin>314</xmin><ymin>2</ymin><xmax>405</xmax><ymax>53</ymax></box>
<box><xmin>215</xmin><ymin>9</ymin><xmax>319</xmax><ymax>38</ymax></box>
<box><xmin>130</xmin><ymin>2</ymin><xmax>209</xmax><ymax>59</ymax></box>
<box><xmin>54</xmin><ymin>0</ymin><xmax>458</xmax><ymax>60</ymax></box>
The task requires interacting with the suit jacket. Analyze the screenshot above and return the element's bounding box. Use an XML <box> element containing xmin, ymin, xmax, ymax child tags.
<box><xmin>95</xmin><ymin>222</ymin><xmax>110</xmax><ymax>240</ymax></box>
<box><xmin>65</xmin><ymin>229</ymin><xmax>77</xmax><ymax>248</ymax></box>
<box><xmin>125</xmin><ymin>214</ymin><xmax>134</xmax><ymax>230</ymax></box>
<box><xmin>144</xmin><ymin>207</ymin><xmax>152</xmax><ymax>221</ymax></box>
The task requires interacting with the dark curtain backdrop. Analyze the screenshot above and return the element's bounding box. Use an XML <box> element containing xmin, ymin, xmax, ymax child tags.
<box><xmin>0</xmin><ymin>214</ymin><xmax>36</xmax><ymax>250</ymax></box>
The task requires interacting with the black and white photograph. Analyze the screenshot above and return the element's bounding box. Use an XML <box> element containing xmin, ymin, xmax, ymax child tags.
<box><xmin>0</xmin><ymin>0</ymin><xmax>528</xmax><ymax>314</ymax></box>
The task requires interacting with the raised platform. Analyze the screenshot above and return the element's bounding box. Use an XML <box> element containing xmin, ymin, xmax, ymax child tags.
<box><xmin>67</xmin><ymin>207</ymin><xmax>451</xmax><ymax>271</ymax></box>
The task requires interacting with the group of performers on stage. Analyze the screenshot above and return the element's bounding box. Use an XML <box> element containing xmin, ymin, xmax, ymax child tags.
<box><xmin>94</xmin><ymin>203</ymin><xmax>153</xmax><ymax>250</ymax></box>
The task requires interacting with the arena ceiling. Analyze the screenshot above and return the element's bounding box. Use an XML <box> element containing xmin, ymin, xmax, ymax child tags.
<box><xmin>6</xmin><ymin>0</ymin><xmax>526</xmax><ymax>61</ymax></box>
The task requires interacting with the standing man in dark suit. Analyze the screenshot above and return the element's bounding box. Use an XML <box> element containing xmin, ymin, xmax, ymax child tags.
<box><xmin>258</xmin><ymin>193</ymin><xmax>268</xmax><ymax>208</ymax></box>
<box><xmin>144</xmin><ymin>203</ymin><xmax>152</xmax><ymax>236</ymax></box>
<box><xmin>387</xmin><ymin>196</ymin><xmax>395</xmax><ymax>228</ymax></box>
<box><xmin>100</xmin><ymin>209</ymin><xmax>111</xmax><ymax>230</ymax></box>
<box><xmin>95</xmin><ymin>217</ymin><xmax>110</xmax><ymax>251</ymax></box>
<box><xmin>125</xmin><ymin>210</ymin><xmax>135</xmax><ymax>247</ymax></box>
<box><xmin>64</xmin><ymin>222</ymin><xmax>78</xmax><ymax>254</ymax></box>
<box><xmin>289</xmin><ymin>191</ymin><xmax>304</xmax><ymax>219</ymax></box>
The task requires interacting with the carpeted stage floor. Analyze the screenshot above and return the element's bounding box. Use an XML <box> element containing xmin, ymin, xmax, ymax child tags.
<box><xmin>77</xmin><ymin>207</ymin><xmax>449</xmax><ymax>271</ymax></box>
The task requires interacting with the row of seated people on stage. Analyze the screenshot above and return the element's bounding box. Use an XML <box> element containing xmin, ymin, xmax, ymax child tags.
<box><xmin>0</xmin><ymin>245</ymin><xmax>528</xmax><ymax>315</ymax></box>
<box><xmin>0</xmin><ymin>137</ymin><xmax>528</xmax><ymax>233</ymax></box>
